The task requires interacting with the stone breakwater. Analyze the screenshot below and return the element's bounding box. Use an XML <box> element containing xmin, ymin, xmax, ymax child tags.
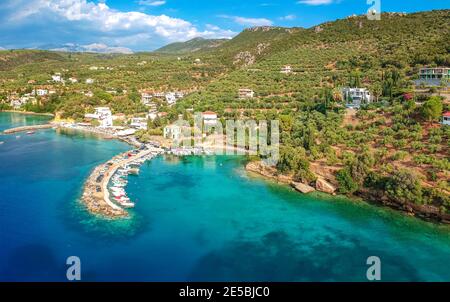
<box><xmin>82</xmin><ymin>146</ymin><xmax>164</xmax><ymax>218</ymax></box>
<box><xmin>3</xmin><ymin>124</ymin><xmax>55</xmax><ymax>134</ymax></box>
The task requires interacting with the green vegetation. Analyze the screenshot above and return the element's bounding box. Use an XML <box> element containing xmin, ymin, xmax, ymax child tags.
<box><xmin>155</xmin><ymin>37</ymin><xmax>228</xmax><ymax>54</ymax></box>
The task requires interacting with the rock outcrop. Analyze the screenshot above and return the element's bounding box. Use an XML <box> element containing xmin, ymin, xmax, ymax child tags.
<box><xmin>246</xmin><ymin>161</ymin><xmax>290</xmax><ymax>184</ymax></box>
<box><xmin>315</xmin><ymin>177</ymin><xmax>337</xmax><ymax>194</ymax></box>
<box><xmin>291</xmin><ymin>182</ymin><xmax>315</xmax><ymax>194</ymax></box>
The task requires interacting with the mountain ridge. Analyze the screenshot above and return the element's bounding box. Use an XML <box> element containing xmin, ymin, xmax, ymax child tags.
<box><xmin>154</xmin><ymin>37</ymin><xmax>229</xmax><ymax>54</ymax></box>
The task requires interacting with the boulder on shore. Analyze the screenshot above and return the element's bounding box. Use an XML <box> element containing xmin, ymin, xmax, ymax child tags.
<box><xmin>291</xmin><ymin>182</ymin><xmax>315</xmax><ymax>194</ymax></box>
<box><xmin>315</xmin><ymin>177</ymin><xmax>337</xmax><ymax>194</ymax></box>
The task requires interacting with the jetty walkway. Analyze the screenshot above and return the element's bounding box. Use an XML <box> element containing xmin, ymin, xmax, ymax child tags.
<box><xmin>82</xmin><ymin>145</ymin><xmax>164</xmax><ymax>218</ymax></box>
<box><xmin>3</xmin><ymin>124</ymin><xmax>54</xmax><ymax>134</ymax></box>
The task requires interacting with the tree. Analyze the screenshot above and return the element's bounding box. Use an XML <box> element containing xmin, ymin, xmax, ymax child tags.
<box><xmin>385</xmin><ymin>170</ymin><xmax>424</xmax><ymax>205</ymax></box>
<box><xmin>421</xmin><ymin>96</ymin><xmax>443</xmax><ymax>123</ymax></box>
<box><xmin>336</xmin><ymin>168</ymin><xmax>359</xmax><ymax>194</ymax></box>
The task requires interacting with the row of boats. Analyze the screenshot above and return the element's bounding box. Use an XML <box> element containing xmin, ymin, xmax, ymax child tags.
<box><xmin>108</xmin><ymin>151</ymin><xmax>160</xmax><ymax>209</ymax></box>
<box><xmin>110</xmin><ymin>167</ymin><xmax>135</xmax><ymax>208</ymax></box>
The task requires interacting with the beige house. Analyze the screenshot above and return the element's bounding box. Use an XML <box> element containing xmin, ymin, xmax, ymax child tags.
<box><xmin>238</xmin><ymin>89</ymin><xmax>255</xmax><ymax>99</ymax></box>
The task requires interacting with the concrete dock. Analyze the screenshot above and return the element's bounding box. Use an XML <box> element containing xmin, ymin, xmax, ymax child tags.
<box><xmin>82</xmin><ymin>146</ymin><xmax>164</xmax><ymax>218</ymax></box>
<box><xmin>3</xmin><ymin>124</ymin><xmax>54</xmax><ymax>134</ymax></box>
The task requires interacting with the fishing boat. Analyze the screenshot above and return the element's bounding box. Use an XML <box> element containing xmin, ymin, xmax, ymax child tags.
<box><xmin>128</xmin><ymin>168</ymin><xmax>140</xmax><ymax>175</ymax></box>
<box><xmin>0</xmin><ymin>141</ymin><xmax>4</xmax><ymax>145</ymax></box>
<box><xmin>114</xmin><ymin>196</ymin><xmax>135</xmax><ymax>208</ymax></box>
<box><xmin>26</xmin><ymin>131</ymin><xmax>35</xmax><ymax>135</ymax></box>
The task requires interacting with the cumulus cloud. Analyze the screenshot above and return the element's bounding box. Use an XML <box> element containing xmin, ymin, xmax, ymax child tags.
<box><xmin>297</xmin><ymin>0</ymin><xmax>334</xmax><ymax>5</ymax></box>
<box><xmin>138</xmin><ymin>0</ymin><xmax>166</xmax><ymax>6</ymax></box>
<box><xmin>0</xmin><ymin>0</ymin><xmax>236</xmax><ymax>51</ymax></box>
<box><xmin>219</xmin><ymin>15</ymin><xmax>273</xmax><ymax>27</ymax></box>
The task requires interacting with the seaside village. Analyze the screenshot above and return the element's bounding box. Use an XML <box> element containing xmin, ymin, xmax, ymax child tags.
<box><xmin>2</xmin><ymin>64</ymin><xmax>449</xmax><ymax>217</ymax></box>
<box><xmin>5</xmin><ymin>66</ymin><xmax>450</xmax><ymax>138</ymax></box>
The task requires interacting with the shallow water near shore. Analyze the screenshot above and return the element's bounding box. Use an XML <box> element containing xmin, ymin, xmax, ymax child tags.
<box><xmin>1</xmin><ymin>112</ymin><xmax>450</xmax><ymax>281</ymax></box>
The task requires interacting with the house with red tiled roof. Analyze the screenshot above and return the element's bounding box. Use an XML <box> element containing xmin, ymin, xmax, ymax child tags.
<box><xmin>443</xmin><ymin>112</ymin><xmax>450</xmax><ymax>126</ymax></box>
<box><xmin>202</xmin><ymin>111</ymin><xmax>218</xmax><ymax>126</ymax></box>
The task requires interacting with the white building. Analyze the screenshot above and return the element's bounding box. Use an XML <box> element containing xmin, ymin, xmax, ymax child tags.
<box><xmin>52</xmin><ymin>73</ymin><xmax>62</xmax><ymax>82</ymax></box>
<box><xmin>85</xmin><ymin>91</ymin><xmax>94</xmax><ymax>97</ymax></box>
<box><xmin>280</xmin><ymin>65</ymin><xmax>292</xmax><ymax>74</ymax></box>
<box><xmin>202</xmin><ymin>111</ymin><xmax>218</xmax><ymax>126</ymax></box>
<box><xmin>33</xmin><ymin>89</ymin><xmax>48</xmax><ymax>96</ymax></box>
<box><xmin>10</xmin><ymin>95</ymin><xmax>36</xmax><ymax>109</ymax></box>
<box><xmin>130</xmin><ymin>117</ymin><xmax>148</xmax><ymax>130</ymax></box>
<box><xmin>68</xmin><ymin>77</ymin><xmax>78</xmax><ymax>83</ymax></box>
<box><xmin>165</xmin><ymin>93</ymin><xmax>177</xmax><ymax>105</ymax></box>
<box><xmin>89</xmin><ymin>66</ymin><xmax>98</xmax><ymax>71</ymax></box>
<box><xmin>342</xmin><ymin>87</ymin><xmax>372</xmax><ymax>109</ymax></box>
<box><xmin>86</xmin><ymin>78</ymin><xmax>95</xmax><ymax>84</ymax></box>
<box><xmin>443</xmin><ymin>112</ymin><xmax>450</xmax><ymax>126</ymax></box>
<box><xmin>147</xmin><ymin>111</ymin><xmax>158</xmax><ymax>121</ymax></box>
<box><xmin>9</xmin><ymin>98</ymin><xmax>24</xmax><ymax>109</ymax></box>
<box><xmin>153</xmin><ymin>92</ymin><xmax>165</xmax><ymax>98</ymax></box>
<box><xmin>85</xmin><ymin>107</ymin><xmax>113</xmax><ymax>128</ymax></box>
<box><xmin>141</xmin><ymin>92</ymin><xmax>153</xmax><ymax>105</ymax></box>
<box><xmin>164</xmin><ymin>124</ymin><xmax>183</xmax><ymax>140</ymax></box>
<box><xmin>238</xmin><ymin>89</ymin><xmax>255</xmax><ymax>99</ymax></box>
<box><xmin>174</xmin><ymin>92</ymin><xmax>184</xmax><ymax>99</ymax></box>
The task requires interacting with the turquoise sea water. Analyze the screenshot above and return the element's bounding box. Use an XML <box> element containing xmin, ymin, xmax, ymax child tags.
<box><xmin>0</xmin><ymin>112</ymin><xmax>449</xmax><ymax>281</ymax></box>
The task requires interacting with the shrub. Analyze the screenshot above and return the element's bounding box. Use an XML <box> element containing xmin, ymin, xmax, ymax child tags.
<box><xmin>336</xmin><ymin>168</ymin><xmax>359</xmax><ymax>194</ymax></box>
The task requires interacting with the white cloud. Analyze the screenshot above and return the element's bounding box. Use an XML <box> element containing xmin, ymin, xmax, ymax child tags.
<box><xmin>297</xmin><ymin>0</ymin><xmax>334</xmax><ymax>5</ymax></box>
<box><xmin>219</xmin><ymin>15</ymin><xmax>273</xmax><ymax>27</ymax></box>
<box><xmin>138</xmin><ymin>0</ymin><xmax>166</xmax><ymax>7</ymax></box>
<box><xmin>1</xmin><ymin>0</ymin><xmax>236</xmax><ymax>50</ymax></box>
<box><xmin>280</xmin><ymin>14</ymin><xmax>296</xmax><ymax>21</ymax></box>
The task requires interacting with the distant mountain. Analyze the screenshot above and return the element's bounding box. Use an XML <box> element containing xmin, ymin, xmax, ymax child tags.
<box><xmin>43</xmin><ymin>43</ymin><xmax>133</xmax><ymax>54</ymax></box>
<box><xmin>154</xmin><ymin>37</ymin><xmax>229</xmax><ymax>54</ymax></box>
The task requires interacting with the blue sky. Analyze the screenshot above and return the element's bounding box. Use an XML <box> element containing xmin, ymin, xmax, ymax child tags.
<box><xmin>0</xmin><ymin>0</ymin><xmax>448</xmax><ymax>52</ymax></box>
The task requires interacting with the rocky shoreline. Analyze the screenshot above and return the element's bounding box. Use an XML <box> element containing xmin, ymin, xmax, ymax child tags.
<box><xmin>245</xmin><ymin>161</ymin><xmax>337</xmax><ymax>195</ymax></box>
<box><xmin>246</xmin><ymin>161</ymin><xmax>450</xmax><ymax>225</ymax></box>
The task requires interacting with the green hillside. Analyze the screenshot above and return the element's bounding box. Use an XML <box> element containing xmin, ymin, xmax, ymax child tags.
<box><xmin>0</xmin><ymin>50</ymin><xmax>67</xmax><ymax>71</ymax></box>
<box><xmin>182</xmin><ymin>10</ymin><xmax>450</xmax><ymax>108</ymax></box>
<box><xmin>155</xmin><ymin>37</ymin><xmax>229</xmax><ymax>54</ymax></box>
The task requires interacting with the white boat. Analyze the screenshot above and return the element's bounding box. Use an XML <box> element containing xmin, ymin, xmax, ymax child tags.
<box><xmin>114</xmin><ymin>196</ymin><xmax>135</xmax><ymax>208</ymax></box>
<box><xmin>111</xmin><ymin>187</ymin><xmax>126</xmax><ymax>193</ymax></box>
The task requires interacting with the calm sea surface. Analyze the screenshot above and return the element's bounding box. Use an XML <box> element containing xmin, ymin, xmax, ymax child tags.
<box><xmin>0</xmin><ymin>112</ymin><xmax>449</xmax><ymax>281</ymax></box>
